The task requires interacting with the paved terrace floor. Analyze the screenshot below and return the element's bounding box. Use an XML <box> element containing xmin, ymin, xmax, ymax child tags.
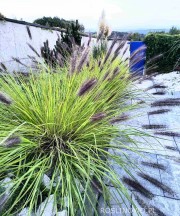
<box><xmin>98</xmin><ymin>77</ymin><xmax>180</xmax><ymax>216</ymax></box>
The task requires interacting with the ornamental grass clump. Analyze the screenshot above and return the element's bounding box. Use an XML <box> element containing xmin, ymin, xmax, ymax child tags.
<box><xmin>0</xmin><ymin>40</ymin><xmax>145</xmax><ymax>215</ymax></box>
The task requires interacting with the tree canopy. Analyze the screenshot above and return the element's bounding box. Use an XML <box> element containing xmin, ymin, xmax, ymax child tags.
<box><xmin>33</xmin><ymin>16</ymin><xmax>84</xmax><ymax>32</ymax></box>
<box><xmin>169</xmin><ymin>26</ymin><xmax>180</xmax><ymax>35</ymax></box>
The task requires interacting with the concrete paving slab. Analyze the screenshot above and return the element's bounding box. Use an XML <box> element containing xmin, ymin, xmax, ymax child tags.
<box><xmin>157</xmin><ymin>155</ymin><xmax>180</xmax><ymax>199</ymax></box>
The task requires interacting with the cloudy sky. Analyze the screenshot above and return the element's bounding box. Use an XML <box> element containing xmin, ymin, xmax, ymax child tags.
<box><xmin>1</xmin><ymin>0</ymin><xmax>180</xmax><ymax>31</ymax></box>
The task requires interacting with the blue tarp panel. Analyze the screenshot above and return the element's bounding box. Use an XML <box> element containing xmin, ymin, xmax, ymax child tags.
<box><xmin>130</xmin><ymin>41</ymin><xmax>147</xmax><ymax>75</ymax></box>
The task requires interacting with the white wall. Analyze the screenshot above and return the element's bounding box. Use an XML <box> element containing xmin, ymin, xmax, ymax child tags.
<box><xmin>0</xmin><ymin>21</ymin><xmax>61</xmax><ymax>73</ymax></box>
<box><xmin>0</xmin><ymin>21</ymin><xmax>130</xmax><ymax>73</ymax></box>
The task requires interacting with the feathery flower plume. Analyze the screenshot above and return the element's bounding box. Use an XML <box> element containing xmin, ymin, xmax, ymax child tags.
<box><xmin>138</xmin><ymin>173</ymin><xmax>174</xmax><ymax>195</ymax></box>
<box><xmin>124</xmin><ymin>57</ymin><xmax>129</xmax><ymax>63</ymax></box>
<box><xmin>96</xmin><ymin>30</ymin><xmax>104</xmax><ymax>42</ymax></box>
<box><xmin>69</xmin><ymin>50</ymin><xmax>78</xmax><ymax>75</ymax></box>
<box><xmin>122</xmin><ymin>45</ymin><xmax>129</xmax><ymax>57</ymax></box>
<box><xmin>12</xmin><ymin>57</ymin><xmax>28</xmax><ymax>67</ymax></box>
<box><xmin>110</xmin><ymin>40</ymin><xmax>126</xmax><ymax>63</ymax></box>
<box><xmin>108</xmin><ymin>67</ymin><xmax>120</xmax><ymax>80</ymax></box>
<box><xmin>106</xmin><ymin>93</ymin><xmax>116</xmax><ymax>103</ymax></box>
<box><xmin>102</xmin><ymin>71</ymin><xmax>110</xmax><ymax>81</ymax></box>
<box><xmin>152</xmin><ymin>91</ymin><xmax>166</xmax><ymax>95</ymax></box>
<box><xmin>27</xmin><ymin>43</ymin><xmax>40</xmax><ymax>57</ymax></box>
<box><xmin>0</xmin><ymin>92</ymin><xmax>12</xmax><ymax>105</ymax></box>
<box><xmin>91</xmin><ymin>177</ymin><xmax>103</xmax><ymax>193</ymax></box>
<box><xmin>122</xmin><ymin>177</ymin><xmax>154</xmax><ymax>199</ymax></box>
<box><xmin>146</xmin><ymin>54</ymin><xmax>163</xmax><ymax>65</ymax></box>
<box><xmin>165</xmin><ymin>146</ymin><xmax>179</xmax><ymax>151</ymax></box>
<box><xmin>144</xmin><ymin>65</ymin><xmax>159</xmax><ymax>75</ymax></box>
<box><xmin>151</xmin><ymin>98</ymin><xmax>180</xmax><ymax>107</ymax></box>
<box><xmin>134</xmin><ymin>195</ymin><xmax>166</xmax><ymax>216</ymax></box>
<box><xmin>98</xmin><ymin>60</ymin><xmax>102</xmax><ymax>67</ymax></box>
<box><xmin>110</xmin><ymin>114</ymin><xmax>129</xmax><ymax>124</ymax></box>
<box><xmin>155</xmin><ymin>131</ymin><xmax>180</xmax><ymax>137</ymax></box>
<box><xmin>77</xmin><ymin>48</ymin><xmax>90</xmax><ymax>72</ymax></box>
<box><xmin>104</xmin><ymin>25</ymin><xmax>111</xmax><ymax>38</ymax></box>
<box><xmin>78</xmin><ymin>78</ymin><xmax>97</xmax><ymax>96</ymax></box>
<box><xmin>145</xmin><ymin>84</ymin><xmax>167</xmax><ymax>91</ymax></box>
<box><xmin>26</xmin><ymin>26</ymin><xmax>32</xmax><ymax>40</ymax></box>
<box><xmin>115</xmin><ymin>38</ymin><xmax>127</xmax><ymax>55</ymax></box>
<box><xmin>102</xmin><ymin>37</ymin><xmax>118</xmax><ymax>66</ymax></box>
<box><xmin>138</xmin><ymin>75</ymin><xmax>154</xmax><ymax>83</ymax></box>
<box><xmin>4</xmin><ymin>136</ymin><xmax>21</xmax><ymax>148</ymax></box>
<box><xmin>142</xmin><ymin>124</ymin><xmax>166</xmax><ymax>129</ymax></box>
<box><xmin>98</xmin><ymin>10</ymin><xmax>106</xmax><ymax>33</ymax></box>
<box><xmin>27</xmin><ymin>55</ymin><xmax>39</xmax><ymax>64</ymax></box>
<box><xmin>90</xmin><ymin>112</ymin><xmax>106</xmax><ymax>122</ymax></box>
<box><xmin>87</xmin><ymin>34</ymin><xmax>92</xmax><ymax>46</ymax></box>
<box><xmin>130</xmin><ymin>45</ymin><xmax>146</xmax><ymax>60</ymax></box>
<box><xmin>148</xmin><ymin>109</ymin><xmax>171</xmax><ymax>115</ymax></box>
<box><xmin>141</xmin><ymin>161</ymin><xmax>166</xmax><ymax>171</ymax></box>
<box><xmin>0</xmin><ymin>63</ymin><xmax>7</xmax><ymax>71</ymax></box>
<box><xmin>56</xmin><ymin>53</ymin><xmax>65</xmax><ymax>67</ymax></box>
<box><xmin>130</xmin><ymin>57</ymin><xmax>146</xmax><ymax>68</ymax></box>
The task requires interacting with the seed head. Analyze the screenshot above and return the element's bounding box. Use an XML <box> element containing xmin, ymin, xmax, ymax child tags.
<box><xmin>78</xmin><ymin>78</ymin><xmax>97</xmax><ymax>96</ymax></box>
<box><xmin>0</xmin><ymin>92</ymin><xmax>12</xmax><ymax>105</ymax></box>
<box><xmin>90</xmin><ymin>112</ymin><xmax>106</xmax><ymax>122</ymax></box>
<box><xmin>4</xmin><ymin>136</ymin><xmax>21</xmax><ymax>148</ymax></box>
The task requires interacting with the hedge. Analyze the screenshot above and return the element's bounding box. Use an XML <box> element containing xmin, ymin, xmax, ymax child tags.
<box><xmin>144</xmin><ymin>33</ymin><xmax>180</xmax><ymax>73</ymax></box>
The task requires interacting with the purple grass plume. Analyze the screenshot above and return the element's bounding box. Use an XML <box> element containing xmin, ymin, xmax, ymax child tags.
<box><xmin>141</xmin><ymin>161</ymin><xmax>166</xmax><ymax>171</ymax></box>
<box><xmin>0</xmin><ymin>63</ymin><xmax>7</xmax><ymax>71</ymax></box>
<box><xmin>102</xmin><ymin>37</ymin><xmax>118</xmax><ymax>66</ymax></box>
<box><xmin>165</xmin><ymin>146</ymin><xmax>179</xmax><ymax>151</ymax></box>
<box><xmin>102</xmin><ymin>71</ymin><xmax>110</xmax><ymax>81</ymax></box>
<box><xmin>91</xmin><ymin>112</ymin><xmax>106</xmax><ymax>122</ymax></box>
<box><xmin>122</xmin><ymin>177</ymin><xmax>154</xmax><ymax>199</ymax></box>
<box><xmin>148</xmin><ymin>109</ymin><xmax>171</xmax><ymax>115</ymax></box>
<box><xmin>134</xmin><ymin>195</ymin><xmax>166</xmax><ymax>216</ymax></box>
<box><xmin>12</xmin><ymin>57</ymin><xmax>28</xmax><ymax>67</ymax></box>
<box><xmin>69</xmin><ymin>51</ymin><xmax>78</xmax><ymax>74</ymax></box>
<box><xmin>145</xmin><ymin>84</ymin><xmax>167</xmax><ymax>91</ymax></box>
<box><xmin>154</xmin><ymin>131</ymin><xmax>180</xmax><ymax>137</ymax></box>
<box><xmin>152</xmin><ymin>91</ymin><xmax>166</xmax><ymax>95</ymax></box>
<box><xmin>78</xmin><ymin>78</ymin><xmax>97</xmax><ymax>96</ymax></box>
<box><xmin>151</xmin><ymin>98</ymin><xmax>180</xmax><ymax>107</ymax></box>
<box><xmin>91</xmin><ymin>177</ymin><xmax>103</xmax><ymax>193</ymax></box>
<box><xmin>87</xmin><ymin>34</ymin><xmax>92</xmax><ymax>46</ymax></box>
<box><xmin>146</xmin><ymin>54</ymin><xmax>163</xmax><ymax>65</ymax></box>
<box><xmin>130</xmin><ymin>45</ymin><xmax>146</xmax><ymax>60</ymax></box>
<box><xmin>0</xmin><ymin>92</ymin><xmax>12</xmax><ymax>105</ymax></box>
<box><xmin>144</xmin><ymin>65</ymin><xmax>159</xmax><ymax>75</ymax></box>
<box><xmin>110</xmin><ymin>114</ymin><xmax>129</xmax><ymax>124</ymax></box>
<box><xmin>26</xmin><ymin>26</ymin><xmax>32</xmax><ymax>40</ymax></box>
<box><xmin>4</xmin><ymin>136</ymin><xmax>21</xmax><ymax>148</ymax></box>
<box><xmin>111</xmin><ymin>39</ymin><xmax>126</xmax><ymax>63</ymax></box>
<box><xmin>138</xmin><ymin>76</ymin><xmax>154</xmax><ymax>84</ymax></box>
<box><xmin>138</xmin><ymin>172</ymin><xmax>174</xmax><ymax>195</ymax></box>
<box><xmin>142</xmin><ymin>124</ymin><xmax>166</xmax><ymax>129</ymax></box>
<box><xmin>77</xmin><ymin>48</ymin><xmax>90</xmax><ymax>72</ymax></box>
<box><xmin>27</xmin><ymin>43</ymin><xmax>40</xmax><ymax>57</ymax></box>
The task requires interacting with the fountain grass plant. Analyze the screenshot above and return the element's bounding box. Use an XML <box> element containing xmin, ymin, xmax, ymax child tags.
<box><xmin>0</xmin><ymin>39</ymin><xmax>148</xmax><ymax>215</ymax></box>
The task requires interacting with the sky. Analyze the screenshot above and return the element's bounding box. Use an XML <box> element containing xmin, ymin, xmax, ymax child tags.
<box><xmin>0</xmin><ymin>0</ymin><xmax>180</xmax><ymax>31</ymax></box>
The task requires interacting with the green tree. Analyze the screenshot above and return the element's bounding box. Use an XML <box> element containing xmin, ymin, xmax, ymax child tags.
<box><xmin>129</xmin><ymin>33</ymin><xmax>144</xmax><ymax>41</ymax></box>
<box><xmin>169</xmin><ymin>26</ymin><xmax>180</xmax><ymax>35</ymax></box>
<box><xmin>33</xmin><ymin>16</ymin><xmax>84</xmax><ymax>32</ymax></box>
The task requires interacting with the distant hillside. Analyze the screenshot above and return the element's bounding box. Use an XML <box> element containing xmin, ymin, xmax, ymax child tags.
<box><xmin>87</xmin><ymin>29</ymin><xmax>170</xmax><ymax>38</ymax></box>
<box><xmin>128</xmin><ymin>29</ymin><xmax>169</xmax><ymax>34</ymax></box>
